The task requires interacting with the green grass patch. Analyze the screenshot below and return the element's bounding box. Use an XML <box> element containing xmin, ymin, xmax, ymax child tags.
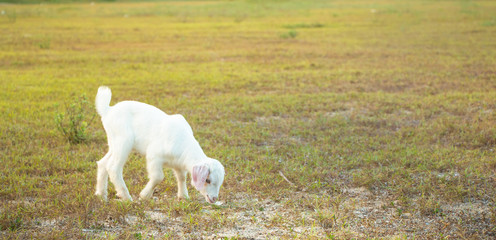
<box><xmin>1</xmin><ymin>0</ymin><xmax>496</xmax><ymax>238</ymax></box>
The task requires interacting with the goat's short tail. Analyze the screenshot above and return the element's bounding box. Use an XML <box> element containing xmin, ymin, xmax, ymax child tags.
<box><xmin>95</xmin><ymin>86</ymin><xmax>112</xmax><ymax>117</ymax></box>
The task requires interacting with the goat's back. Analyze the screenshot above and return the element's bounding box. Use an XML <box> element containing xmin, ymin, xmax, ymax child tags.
<box><xmin>102</xmin><ymin>101</ymin><xmax>194</xmax><ymax>156</ymax></box>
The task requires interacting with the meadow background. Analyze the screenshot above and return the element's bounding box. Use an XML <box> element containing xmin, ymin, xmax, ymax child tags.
<box><xmin>1</xmin><ymin>0</ymin><xmax>496</xmax><ymax>239</ymax></box>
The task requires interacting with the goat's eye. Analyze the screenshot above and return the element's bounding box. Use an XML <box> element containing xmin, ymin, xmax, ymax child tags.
<box><xmin>206</xmin><ymin>179</ymin><xmax>211</xmax><ymax>184</ymax></box>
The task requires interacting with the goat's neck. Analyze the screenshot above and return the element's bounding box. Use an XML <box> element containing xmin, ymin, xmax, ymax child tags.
<box><xmin>180</xmin><ymin>142</ymin><xmax>209</xmax><ymax>173</ymax></box>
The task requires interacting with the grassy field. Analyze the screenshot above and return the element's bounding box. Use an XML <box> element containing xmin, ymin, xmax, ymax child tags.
<box><xmin>1</xmin><ymin>0</ymin><xmax>496</xmax><ymax>238</ymax></box>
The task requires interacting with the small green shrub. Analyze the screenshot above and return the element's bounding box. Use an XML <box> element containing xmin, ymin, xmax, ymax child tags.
<box><xmin>54</xmin><ymin>93</ymin><xmax>95</xmax><ymax>144</ymax></box>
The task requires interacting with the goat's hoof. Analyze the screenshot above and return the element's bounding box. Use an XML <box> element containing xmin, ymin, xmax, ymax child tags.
<box><xmin>116</xmin><ymin>198</ymin><xmax>133</xmax><ymax>203</ymax></box>
<box><xmin>139</xmin><ymin>192</ymin><xmax>152</xmax><ymax>200</ymax></box>
<box><xmin>177</xmin><ymin>196</ymin><xmax>190</xmax><ymax>201</ymax></box>
<box><xmin>138</xmin><ymin>196</ymin><xmax>152</xmax><ymax>202</ymax></box>
<box><xmin>116</xmin><ymin>195</ymin><xmax>133</xmax><ymax>202</ymax></box>
<box><xmin>95</xmin><ymin>193</ymin><xmax>108</xmax><ymax>202</ymax></box>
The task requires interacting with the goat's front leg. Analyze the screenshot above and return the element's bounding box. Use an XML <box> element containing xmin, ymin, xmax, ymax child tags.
<box><xmin>139</xmin><ymin>157</ymin><xmax>165</xmax><ymax>200</ymax></box>
<box><xmin>173</xmin><ymin>169</ymin><xmax>189</xmax><ymax>199</ymax></box>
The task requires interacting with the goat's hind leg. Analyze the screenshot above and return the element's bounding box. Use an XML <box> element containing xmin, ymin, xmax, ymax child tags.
<box><xmin>95</xmin><ymin>151</ymin><xmax>111</xmax><ymax>200</ymax></box>
<box><xmin>106</xmin><ymin>140</ymin><xmax>133</xmax><ymax>201</ymax></box>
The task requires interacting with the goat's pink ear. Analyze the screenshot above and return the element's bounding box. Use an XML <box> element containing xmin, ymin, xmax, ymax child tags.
<box><xmin>192</xmin><ymin>165</ymin><xmax>209</xmax><ymax>191</ymax></box>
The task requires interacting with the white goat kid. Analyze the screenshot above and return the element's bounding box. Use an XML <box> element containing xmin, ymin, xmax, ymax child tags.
<box><xmin>94</xmin><ymin>86</ymin><xmax>225</xmax><ymax>204</ymax></box>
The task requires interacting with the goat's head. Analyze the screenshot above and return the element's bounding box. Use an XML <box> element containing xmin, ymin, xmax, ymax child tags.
<box><xmin>191</xmin><ymin>158</ymin><xmax>225</xmax><ymax>203</ymax></box>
